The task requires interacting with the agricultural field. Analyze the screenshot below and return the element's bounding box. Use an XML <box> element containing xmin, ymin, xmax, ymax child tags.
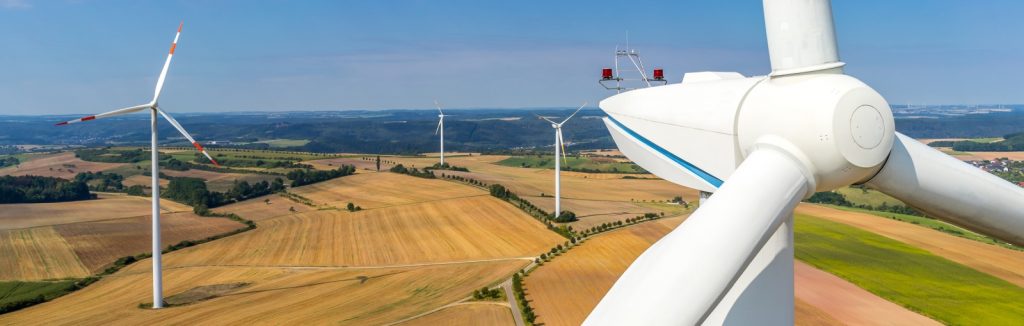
<box><xmin>212</xmin><ymin>193</ymin><xmax>316</xmax><ymax>222</ymax></box>
<box><xmin>253</xmin><ymin>138</ymin><xmax>311</xmax><ymax>148</ymax></box>
<box><xmin>832</xmin><ymin>186</ymin><xmax>904</xmax><ymax>208</ymax></box>
<box><xmin>159</xmin><ymin>169</ymin><xmax>280</xmax><ymax>192</ymax></box>
<box><xmin>0</xmin><ymin>262</ymin><xmax>526</xmax><ymax>325</ymax></box>
<box><xmin>797</xmin><ymin>204</ymin><xmax>1024</xmax><ymax>287</ymax></box>
<box><xmin>303</xmin><ymin>156</ymin><xmax>389</xmax><ymax>172</ymax></box>
<box><xmin>794</xmin><ymin>213</ymin><xmax>1024</xmax><ymax>324</ymax></box>
<box><xmin>522</xmin><ymin>213</ymin><xmax>948</xmax><ymax>325</ymax></box>
<box><xmin>402</xmin><ymin>303</ymin><xmax>514</xmax><ymax>326</ymax></box>
<box><xmin>289</xmin><ymin>172</ymin><xmax>484</xmax><ymax>209</ymax></box>
<box><xmin>0</xmin><ymin>280</ymin><xmax>79</xmax><ymax>308</ymax></box>
<box><xmin>497</xmin><ymin>155</ymin><xmax>645</xmax><ymax>173</ymax></box>
<box><xmin>169</xmin><ymin>195</ymin><xmax>561</xmax><ymax>268</ymax></box>
<box><xmin>2</xmin><ymin>172</ymin><xmax>562</xmax><ymax>324</ymax></box>
<box><xmin>0</xmin><ymin>152</ymin><xmax>124</xmax><ymax>179</ymax></box>
<box><xmin>0</xmin><ymin>194</ymin><xmax>244</xmax><ymax>280</ymax></box>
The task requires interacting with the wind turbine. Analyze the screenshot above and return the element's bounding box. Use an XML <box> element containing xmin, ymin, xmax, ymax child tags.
<box><xmin>587</xmin><ymin>0</ymin><xmax>1024</xmax><ymax>325</ymax></box>
<box><xmin>536</xmin><ymin>102</ymin><xmax>586</xmax><ymax>219</ymax></box>
<box><xmin>55</xmin><ymin>22</ymin><xmax>219</xmax><ymax>309</ymax></box>
<box><xmin>434</xmin><ymin>100</ymin><xmax>446</xmax><ymax>166</ymax></box>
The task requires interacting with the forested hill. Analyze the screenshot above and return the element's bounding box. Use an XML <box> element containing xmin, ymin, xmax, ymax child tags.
<box><xmin>1</xmin><ymin>106</ymin><xmax>1021</xmax><ymax>154</ymax></box>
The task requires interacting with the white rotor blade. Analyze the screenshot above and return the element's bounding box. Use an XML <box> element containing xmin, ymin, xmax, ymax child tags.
<box><xmin>55</xmin><ymin>104</ymin><xmax>151</xmax><ymax>125</ymax></box>
<box><xmin>434</xmin><ymin>118</ymin><xmax>443</xmax><ymax>135</ymax></box>
<box><xmin>156</xmin><ymin>108</ymin><xmax>220</xmax><ymax>166</ymax></box>
<box><xmin>559</xmin><ymin>102</ymin><xmax>587</xmax><ymax>125</ymax></box>
<box><xmin>584</xmin><ymin>148</ymin><xmax>810</xmax><ymax>325</ymax></box>
<box><xmin>866</xmin><ymin>132</ymin><xmax>1024</xmax><ymax>246</ymax></box>
<box><xmin>534</xmin><ymin>113</ymin><xmax>557</xmax><ymax>125</ymax></box>
<box><xmin>152</xmin><ymin>22</ymin><xmax>183</xmax><ymax>104</ymax></box>
<box><xmin>434</xmin><ymin>99</ymin><xmax>444</xmax><ymax>115</ymax></box>
<box><xmin>557</xmin><ymin>128</ymin><xmax>568</xmax><ymax>165</ymax></box>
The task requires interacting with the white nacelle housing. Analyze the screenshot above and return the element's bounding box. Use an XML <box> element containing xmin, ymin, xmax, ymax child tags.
<box><xmin>601</xmin><ymin>70</ymin><xmax>895</xmax><ymax>194</ymax></box>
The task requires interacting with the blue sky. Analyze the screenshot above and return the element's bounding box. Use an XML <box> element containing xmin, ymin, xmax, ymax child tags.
<box><xmin>1</xmin><ymin>0</ymin><xmax>1022</xmax><ymax>115</ymax></box>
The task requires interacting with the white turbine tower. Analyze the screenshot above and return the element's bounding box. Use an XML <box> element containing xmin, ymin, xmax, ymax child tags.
<box><xmin>587</xmin><ymin>0</ymin><xmax>1024</xmax><ymax>325</ymax></box>
<box><xmin>55</xmin><ymin>22</ymin><xmax>220</xmax><ymax>309</ymax></box>
<box><xmin>434</xmin><ymin>100</ymin><xmax>446</xmax><ymax>166</ymax></box>
<box><xmin>536</xmin><ymin>102</ymin><xmax>586</xmax><ymax>218</ymax></box>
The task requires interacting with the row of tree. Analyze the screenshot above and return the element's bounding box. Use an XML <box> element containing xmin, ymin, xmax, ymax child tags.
<box><xmin>286</xmin><ymin>165</ymin><xmax>356</xmax><ymax>187</ymax></box>
<box><xmin>0</xmin><ymin>175</ymin><xmax>92</xmax><ymax>203</ymax></box>
<box><xmin>163</xmin><ymin>177</ymin><xmax>286</xmax><ymax>212</ymax></box>
<box><xmin>806</xmin><ymin>191</ymin><xmax>923</xmax><ymax>216</ymax></box>
<box><xmin>389</xmin><ymin>164</ymin><xmax>435</xmax><ymax>178</ymax></box>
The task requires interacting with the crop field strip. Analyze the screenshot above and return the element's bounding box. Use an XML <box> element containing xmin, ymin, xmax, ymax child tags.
<box><xmin>0</xmin><ymin>152</ymin><xmax>125</xmax><ymax>179</ymax></box>
<box><xmin>522</xmin><ymin>214</ymin><xmax>938</xmax><ymax>326</ymax></box>
<box><xmin>0</xmin><ymin>194</ymin><xmax>191</xmax><ymax>230</ymax></box>
<box><xmin>795</xmin><ymin>213</ymin><xmax>1024</xmax><ymax>324</ymax></box>
<box><xmin>400</xmin><ymin>302</ymin><xmax>515</xmax><ymax>326</ymax></box>
<box><xmin>797</xmin><ymin>203</ymin><xmax>1024</xmax><ymax>287</ymax></box>
<box><xmin>0</xmin><ymin>261</ymin><xmax>527</xmax><ymax>325</ymax></box>
<box><xmin>167</xmin><ymin>195</ymin><xmax>563</xmax><ymax>268</ymax></box>
<box><xmin>2</xmin><ymin>172</ymin><xmax>562</xmax><ymax>324</ymax></box>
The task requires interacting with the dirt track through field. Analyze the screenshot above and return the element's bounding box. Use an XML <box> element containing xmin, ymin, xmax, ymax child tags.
<box><xmin>797</xmin><ymin>204</ymin><xmax>1024</xmax><ymax>288</ymax></box>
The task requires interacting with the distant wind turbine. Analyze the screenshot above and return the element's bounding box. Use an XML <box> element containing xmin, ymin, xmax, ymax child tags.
<box><xmin>536</xmin><ymin>102</ymin><xmax>586</xmax><ymax>218</ymax></box>
<box><xmin>434</xmin><ymin>100</ymin><xmax>447</xmax><ymax>166</ymax></box>
<box><xmin>55</xmin><ymin>22</ymin><xmax>219</xmax><ymax>309</ymax></box>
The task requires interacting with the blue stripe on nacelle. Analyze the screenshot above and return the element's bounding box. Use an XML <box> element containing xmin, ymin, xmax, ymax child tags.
<box><xmin>606</xmin><ymin>116</ymin><xmax>724</xmax><ymax>188</ymax></box>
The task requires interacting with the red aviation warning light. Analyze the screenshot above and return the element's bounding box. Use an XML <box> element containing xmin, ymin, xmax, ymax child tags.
<box><xmin>652</xmin><ymin>68</ymin><xmax>664</xmax><ymax>80</ymax></box>
<box><xmin>602</xmin><ymin>68</ymin><xmax>614</xmax><ymax>80</ymax></box>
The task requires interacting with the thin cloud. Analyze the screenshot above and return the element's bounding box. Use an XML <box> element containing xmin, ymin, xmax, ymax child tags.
<box><xmin>0</xmin><ymin>0</ymin><xmax>31</xmax><ymax>9</ymax></box>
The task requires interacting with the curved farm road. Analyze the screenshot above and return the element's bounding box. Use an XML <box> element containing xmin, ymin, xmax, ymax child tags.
<box><xmin>797</xmin><ymin>204</ymin><xmax>1024</xmax><ymax>287</ymax></box>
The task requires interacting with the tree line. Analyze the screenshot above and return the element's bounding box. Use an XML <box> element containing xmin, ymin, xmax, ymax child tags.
<box><xmin>287</xmin><ymin>165</ymin><xmax>356</xmax><ymax>187</ymax></box>
<box><xmin>0</xmin><ymin>175</ymin><xmax>92</xmax><ymax>204</ymax></box>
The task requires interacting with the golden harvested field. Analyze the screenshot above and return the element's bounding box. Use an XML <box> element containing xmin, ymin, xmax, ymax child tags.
<box><xmin>0</xmin><ymin>227</ymin><xmax>89</xmax><ymax>280</ymax></box>
<box><xmin>523</xmin><ymin>195</ymin><xmax>678</xmax><ymax>230</ymax></box>
<box><xmin>797</xmin><ymin>203</ymin><xmax>1024</xmax><ymax>287</ymax></box>
<box><xmin>0</xmin><ymin>194</ymin><xmax>244</xmax><ymax>280</ymax></box>
<box><xmin>3</xmin><ymin>173</ymin><xmax>561</xmax><ymax>324</ymax></box>
<box><xmin>0</xmin><ymin>152</ymin><xmax>124</xmax><ymax>179</ymax></box>
<box><xmin>169</xmin><ymin>195</ymin><xmax>562</xmax><ymax>268</ymax></box>
<box><xmin>0</xmin><ymin>194</ymin><xmax>190</xmax><ymax>230</ymax></box>
<box><xmin>523</xmin><ymin>215</ymin><xmax>932</xmax><ymax>326</ymax></box>
<box><xmin>121</xmin><ymin>175</ymin><xmax>169</xmax><ymax>189</ymax></box>
<box><xmin>402</xmin><ymin>303</ymin><xmax>514</xmax><ymax>326</ymax></box>
<box><xmin>54</xmin><ymin>212</ymin><xmax>243</xmax><ymax>274</ymax></box>
<box><xmin>957</xmin><ymin>151</ymin><xmax>1024</xmax><ymax>161</ymax></box>
<box><xmin>1</xmin><ymin>261</ymin><xmax>526</xmax><ymax>325</ymax></box>
<box><xmin>303</xmin><ymin>157</ymin><xmax>391</xmax><ymax>172</ymax></box>
<box><xmin>290</xmin><ymin>172</ymin><xmax>485</xmax><ymax>209</ymax></box>
<box><xmin>212</xmin><ymin>193</ymin><xmax>316</xmax><ymax>221</ymax></box>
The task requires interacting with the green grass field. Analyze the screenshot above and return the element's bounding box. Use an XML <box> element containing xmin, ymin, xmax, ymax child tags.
<box><xmin>0</xmin><ymin>280</ymin><xmax>77</xmax><ymax>308</ymax></box>
<box><xmin>827</xmin><ymin>205</ymin><xmax>1021</xmax><ymax>251</ymax></box>
<box><xmin>795</xmin><ymin>214</ymin><xmax>1024</xmax><ymax>324</ymax></box>
<box><xmin>833</xmin><ymin>187</ymin><xmax>904</xmax><ymax>207</ymax></box>
<box><xmin>497</xmin><ymin>155</ymin><xmax>645</xmax><ymax>173</ymax></box>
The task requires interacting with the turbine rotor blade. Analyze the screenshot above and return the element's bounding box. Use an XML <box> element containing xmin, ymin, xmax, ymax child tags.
<box><xmin>866</xmin><ymin>132</ymin><xmax>1024</xmax><ymax>246</ymax></box>
<box><xmin>55</xmin><ymin>104</ymin><xmax>151</xmax><ymax>125</ymax></box>
<box><xmin>156</xmin><ymin>108</ymin><xmax>220</xmax><ymax>166</ymax></box>
<box><xmin>584</xmin><ymin>148</ymin><xmax>810</xmax><ymax>325</ymax></box>
<box><xmin>534</xmin><ymin>113</ymin><xmax>557</xmax><ymax>125</ymax></box>
<box><xmin>558</xmin><ymin>128</ymin><xmax>568</xmax><ymax>165</ymax></box>
<box><xmin>434</xmin><ymin>99</ymin><xmax>444</xmax><ymax>115</ymax></box>
<box><xmin>560</xmin><ymin>101</ymin><xmax>588</xmax><ymax>125</ymax></box>
<box><xmin>435</xmin><ymin>119</ymin><xmax>442</xmax><ymax>135</ymax></box>
<box><xmin>152</xmin><ymin>21</ymin><xmax>183</xmax><ymax>104</ymax></box>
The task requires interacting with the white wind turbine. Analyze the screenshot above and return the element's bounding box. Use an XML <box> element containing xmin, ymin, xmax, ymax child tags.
<box><xmin>434</xmin><ymin>100</ymin><xmax>447</xmax><ymax>166</ymax></box>
<box><xmin>587</xmin><ymin>0</ymin><xmax>1024</xmax><ymax>325</ymax></box>
<box><xmin>56</xmin><ymin>22</ymin><xmax>219</xmax><ymax>309</ymax></box>
<box><xmin>536</xmin><ymin>102</ymin><xmax>586</xmax><ymax>219</ymax></box>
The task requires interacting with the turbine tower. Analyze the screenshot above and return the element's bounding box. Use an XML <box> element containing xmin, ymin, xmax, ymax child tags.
<box><xmin>587</xmin><ymin>1</ymin><xmax>1024</xmax><ymax>325</ymax></box>
<box><xmin>55</xmin><ymin>22</ymin><xmax>219</xmax><ymax>309</ymax></box>
<box><xmin>434</xmin><ymin>100</ymin><xmax>446</xmax><ymax>166</ymax></box>
<box><xmin>536</xmin><ymin>103</ymin><xmax>586</xmax><ymax>218</ymax></box>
